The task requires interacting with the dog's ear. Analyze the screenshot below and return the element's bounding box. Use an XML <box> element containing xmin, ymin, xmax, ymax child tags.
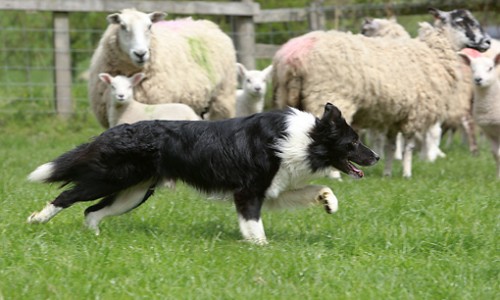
<box><xmin>321</xmin><ymin>102</ymin><xmax>343</xmax><ymax>123</ymax></box>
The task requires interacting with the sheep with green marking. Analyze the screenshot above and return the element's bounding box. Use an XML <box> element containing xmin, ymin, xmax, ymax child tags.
<box><xmin>88</xmin><ymin>8</ymin><xmax>237</xmax><ymax>128</ymax></box>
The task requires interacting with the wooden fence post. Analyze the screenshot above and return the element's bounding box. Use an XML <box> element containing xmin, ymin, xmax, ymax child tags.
<box><xmin>53</xmin><ymin>12</ymin><xmax>73</xmax><ymax>117</ymax></box>
<box><xmin>232</xmin><ymin>0</ymin><xmax>256</xmax><ymax>69</ymax></box>
<box><xmin>308</xmin><ymin>0</ymin><xmax>326</xmax><ymax>31</ymax></box>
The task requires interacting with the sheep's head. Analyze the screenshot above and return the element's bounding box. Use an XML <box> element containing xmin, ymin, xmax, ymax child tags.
<box><xmin>107</xmin><ymin>8</ymin><xmax>166</xmax><ymax>67</ymax></box>
<box><xmin>429</xmin><ymin>8</ymin><xmax>490</xmax><ymax>52</ymax></box>
<box><xmin>459</xmin><ymin>53</ymin><xmax>500</xmax><ymax>88</ymax></box>
<box><xmin>237</xmin><ymin>63</ymin><xmax>273</xmax><ymax>98</ymax></box>
<box><xmin>99</xmin><ymin>73</ymin><xmax>146</xmax><ymax>105</ymax></box>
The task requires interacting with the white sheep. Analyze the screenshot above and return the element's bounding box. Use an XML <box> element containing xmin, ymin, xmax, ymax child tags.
<box><xmin>235</xmin><ymin>64</ymin><xmax>273</xmax><ymax>117</ymax></box>
<box><xmin>99</xmin><ymin>72</ymin><xmax>201</xmax><ymax>127</ymax></box>
<box><xmin>361</xmin><ymin>16</ymin><xmax>449</xmax><ymax>162</ymax></box>
<box><xmin>459</xmin><ymin>52</ymin><xmax>500</xmax><ymax>178</ymax></box>
<box><xmin>88</xmin><ymin>8</ymin><xmax>237</xmax><ymax>128</ymax></box>
<box><xmin>361</xmin><ymin>16</ymin><xmax>411</xmax><ymax>39</ymax></box>
<box><xmin>272</xmin><ymin>8</ymin><xmax>491</xmax><ymax>178</ymax></box>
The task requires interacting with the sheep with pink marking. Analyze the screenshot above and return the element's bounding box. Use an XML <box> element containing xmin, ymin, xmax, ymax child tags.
<box><xmin>272</xmin><ymin>8</ymin><xmax>491</xmax><ymax>178</ymax></box>
<box><xmin>88</xmin><ymin>9</ymin><xmax>237</xmax><ymax>128</ymax></box>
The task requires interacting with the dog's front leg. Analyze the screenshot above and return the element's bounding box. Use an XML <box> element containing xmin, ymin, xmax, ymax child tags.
<box><xmin>265</xmin><ymin>185</ymin><xmax>338</xmax><ymax>214</ymax></box>
<box><xmin>233</xmin><ymin>191</ymin><xmax>267</xmax><ymax>245</ymax></box>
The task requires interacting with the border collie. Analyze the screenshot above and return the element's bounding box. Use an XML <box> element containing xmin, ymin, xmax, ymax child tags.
<box><xmin>27</xmin><ymin>103</ymin><xmax>379</xmax><ymax>244</ymax></box>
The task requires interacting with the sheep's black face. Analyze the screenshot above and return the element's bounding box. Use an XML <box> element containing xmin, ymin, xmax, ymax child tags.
<box><xmin>430</xmin><ymin>8</ymin><xmax>491</xmax><ymax>52</ymax></box>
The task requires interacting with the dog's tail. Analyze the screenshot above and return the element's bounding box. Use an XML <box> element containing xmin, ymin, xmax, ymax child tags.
<box><xmin>28</xmin><ymin>143</ymin><xmax>92</xmax><ymax>185</ymax></box>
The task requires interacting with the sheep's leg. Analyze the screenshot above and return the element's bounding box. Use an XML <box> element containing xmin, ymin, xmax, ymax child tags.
<box><xmin>84</xmin><ymin>180</ymin><xmax>156</xmax><ymax>235</ymax></box>
<box><xmin>264</xmin><ymin>185</ymin><xmax>338</xmax><ymax>214</ymax></box>
<box><xmin>489</xmin><ymin>138</ymin><xmax>500</xmax><ymax>179</ymax></box>
<box><xmin>402</xmin><ymin>136</ymin><xmax>416</xmax><ymax>178</ymax></box>
<box><xmin>461</xmin><ymin>114</ymin><xmax>478</xmax><ymax>156</ymax></box>
<box><xmin>383</xmin><ymin>133</ymin><xmax>397</xmax><ymax>177</ymax></box>
<box><xmin>423</xmin><ymin>121</ymin><xmax>446</xmax><ymax>162</ymax></box>
<box><xmin>394</xmin><ymin>132</ymin><xmax>404</xmax><ymax>160</ymax></box>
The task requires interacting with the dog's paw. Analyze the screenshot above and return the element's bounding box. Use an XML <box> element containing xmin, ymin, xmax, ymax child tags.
<box><xmin>27</xmin><ymin>211</ymin><xmax>43</xmax><ymax>223</ymax></box>
<box><xmin>317</xmin><ymin>188</ymin><xmax>338</xmax><ymax>214</ymax></box>
<box><xmin>27</xmin><ymin>203</ymin><xmax>62</xmax><ymax>224</ymax></box>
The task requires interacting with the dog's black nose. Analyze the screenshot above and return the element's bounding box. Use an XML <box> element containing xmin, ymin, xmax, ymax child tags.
<box><xmin>374</xmin><ymin>153</ymin><xmax>380</xmax><ymax>161</ymax></box>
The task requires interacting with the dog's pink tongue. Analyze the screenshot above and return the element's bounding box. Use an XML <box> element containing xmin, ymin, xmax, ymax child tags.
<box><xmin>350</xmin><ymin>163</ymin><xmax>364</xmax><ymax>178</ymax></box>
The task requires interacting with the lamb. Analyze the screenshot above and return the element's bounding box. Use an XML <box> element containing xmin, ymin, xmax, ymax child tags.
<box><xmin>98</xmin><ymin>73</ymin><xmax>201</xmax><ymax>127</ymax></box>
<box><xmin>235</xmin><ymin>64</ymin><xmax>273</xmax><ymax>117</ymax></box>
<box><xmin>272</xmin><ymin>8</ymin><xmax>491</xmax><ymax>177</ymax></box>
<box><xmin>459</xmin><ymin>52</ymin><xmax>500</xmax><ymax>178</ymax></box>
<box><xmin>88</xmin><ymin>8</ymin><xmax>237</xmax><ymax>128</ymax></box>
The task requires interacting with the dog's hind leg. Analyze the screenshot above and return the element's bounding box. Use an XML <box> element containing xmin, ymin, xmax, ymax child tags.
<box><xmin>234</xmin><ymin>191</ymin><xmax>267</xmax><ymax>245</ymax></box>
<box><xmin>264</xmin><ymin>185</ymin><xmax>338</xmax><ymax>214</ymax></box>
<box><xmin>84</xmin><ymin>180</ymin><xmax>156</xmax><ymax>235</ymax></box>
<box><xmin>27</xmin><ymin>183</ymin><xmax>122</xmax><ymax>224</ymax></box>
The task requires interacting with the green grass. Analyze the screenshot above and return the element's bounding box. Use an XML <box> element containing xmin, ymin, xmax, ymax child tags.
<box><xmin>0</xmin><ymin>112</ymin><xmax>498</xmax><ymax>300</ymax></box>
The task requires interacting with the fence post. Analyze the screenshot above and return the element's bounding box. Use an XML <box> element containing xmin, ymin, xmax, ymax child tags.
<box><xmin>308</xmin><ymin>0</ymin><xmax>326</xmax><ymax>31</ymax></box>
<box><xmin>53</xmin><ymin>12</ymin><xmax>73</xmax><ymax>117</ymax></box>
<box><xmin>232</xmin><ymin>0</ymin><xmax>256</xmax><ymax>69</ymax></box>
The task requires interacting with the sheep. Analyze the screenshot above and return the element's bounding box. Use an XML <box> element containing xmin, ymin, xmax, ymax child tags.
<box><xmin>360</xmin><ymin>16</ymin><xmax>452</xmax><ymax>161</ymax></box>
<box><xmin>88</xmin><ymin>8</ymin><xmax>237</xmax><ymax>128</ymax></box>
<box><xmin>272</xmin><ymin>8</ymin><xmax>491</xmax><ymax>178</ymax></box>
<box><xmin>98</xmin><ymin>72</ymin><xmax>201</xmax><ymax>127</ymax></box>
<box><xmin>235</xmin><ymin>64</ymin><xmax>273</xmax><ymax>117</ymax></box>
<box><xmin>361</xmin><ymin>16</ymin><xmax>411</xmax><ymax>39</ymax></box>
<box><xmin>458</xmin><ymin>52</ymin><xmax>500</xmax><ymax>178</ymax></box>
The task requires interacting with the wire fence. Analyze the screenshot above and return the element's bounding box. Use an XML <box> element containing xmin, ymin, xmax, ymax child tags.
<box><xmin>0</xmin><ymin>3</ymin><xmax>498</xmax><ymax>116</ymax></box>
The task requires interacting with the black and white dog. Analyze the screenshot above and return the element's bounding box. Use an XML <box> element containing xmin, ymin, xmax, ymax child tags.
<box><xmin>27</xmin><ymin>103</ymin><xmax>379</xmax><ymax>244</ymax></box>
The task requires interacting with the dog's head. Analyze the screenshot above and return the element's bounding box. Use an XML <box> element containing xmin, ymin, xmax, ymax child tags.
<box><xmin>308</xmin><ymin>103</ymin><xmax>379</xmax><ymax>178</ymax></box>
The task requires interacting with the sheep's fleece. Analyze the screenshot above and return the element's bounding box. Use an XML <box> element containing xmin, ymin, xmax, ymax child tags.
<box><xmin>273</xmin><ymin>22</ymin><xmax>473</xmax><ymax>137</ymax></box>
<box><xmin>89</xmin><ymin>9</ymin><xmax>237</xmax><ymax>127</ymax></box>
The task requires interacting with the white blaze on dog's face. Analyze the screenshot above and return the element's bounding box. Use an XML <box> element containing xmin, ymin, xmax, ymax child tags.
<box><xmin>106</xmin><ymin>9</ymin><xmax>166</xmax><ymax>66</ymax></box>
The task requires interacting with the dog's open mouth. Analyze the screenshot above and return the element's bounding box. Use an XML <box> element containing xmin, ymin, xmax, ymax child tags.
<box><xmin>347</xmin><ymin>161</ymin><xmax>364</xmax><ymax>178</ymax></box>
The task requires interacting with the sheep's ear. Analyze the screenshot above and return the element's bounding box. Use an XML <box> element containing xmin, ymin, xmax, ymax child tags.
<box><xmin>106</xmin><ymin>13</ymin><xmax>121</xmax><ymax>25</ymax></box>
<box><xmin>130</xmin><ymin>73</ymin><xmax>146</xmax><ymax>86</ymax></box>
<box><xmin>263</xmin><ymin>65</ymin><xmax>273</xmax><ymax>81</ymax></box>
<box><xmin>99</xmin><ymin>73</ymin><xmax>113</xmax><ymax>84</ymax></box>
<box><xmin>236</xmin><ymin>63</ymin><xmax>247</xmax><ymax>78</ymax></box>
<box><xmin>494</xmin><ymin>53</ymin><xmax>500</xmax><ymax>66</ymax></box>
<box><xmin>458</xmin><ymin>53</ymin><xmax>471</xmax><ymax>66</ymax></box>
<box><xmin>428</xmin><ymin>8</ymin><xmax>447</xmax><ymax>23</ymax></box>
<box><xmin>149</xmin><ymin>12</ymin><xmax>167</xmax><ymax>23</ymax></box>
<box><xmin>321</xmin><ymin>102</ymin><xmax>342</xmax><ymax>123</ymax></box>
<box><xmin>362</xmin><ymin>17</ymin><xmax>373</xmax><ymax>25</ymax></box>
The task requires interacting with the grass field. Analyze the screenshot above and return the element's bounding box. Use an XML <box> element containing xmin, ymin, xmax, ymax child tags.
<box><xmin>0</xmin><ymin>111</ymin><xmax>498</xmax><ymax>299</ymax></box>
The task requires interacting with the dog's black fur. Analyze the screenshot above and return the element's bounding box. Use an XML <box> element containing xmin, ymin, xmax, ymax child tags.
<box><xmin>29</xmin><ymin>103</ymin><xmax>379</xmax><ymax>241</ymax></box>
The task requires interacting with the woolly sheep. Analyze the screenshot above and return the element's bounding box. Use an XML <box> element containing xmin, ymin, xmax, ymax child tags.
<box><xmin>272</xmin><ymin>8</ymin><xmax>491</xmax><ymax>178</ymax></box>
<box><xmin>361</xmin><ymin>16</ymin><xmax>457</xmax><ymax>161</ymax></box>
<box><xmin>235</xmin><ymin>64</ymin><xmax>273</xmax><ymax>117</ymax></box>
<box><xmin>88</xmin><ymin>8</ymin><xmax>237</xmax><ymax>128</ymax></box>
<box><xmin>99</xmin><ymin>72</ymin><xmax>201</xmax><ymax>127</ymax></box>
<box><xmin>459</xmin><ymin>52</ymin><xmax>500</xmax><ymax>178</ymax></box>
<box><xmin>361</xmin><ymin>16</ymin><xmax>411</xmax><ymax>39</ymax></box>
